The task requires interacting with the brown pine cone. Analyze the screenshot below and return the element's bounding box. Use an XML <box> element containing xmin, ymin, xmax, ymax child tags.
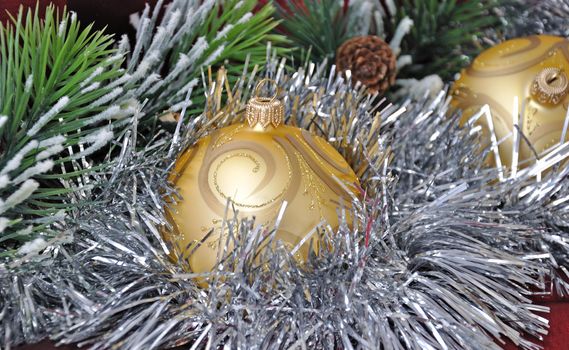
<box><xmin>336</xmin><ymin>36</ymin><xmax>397</xmax><ymax>94</ymax></box>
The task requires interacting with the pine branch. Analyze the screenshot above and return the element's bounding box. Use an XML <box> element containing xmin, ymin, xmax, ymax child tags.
<box><xmin>0</xmin><ymin>6</ymin><xmax>126</xmax><ymax>258</ymax></box>
<box><xmin>392</xmin><ymin>0</ymin><xmax>504</xmax><ymax>80</ymax></box>
<box><xmin>275</xmin><ymin>0</ymin><xmax>351</xmax><ymax>64</ymax></box>
<box><xmin>120</xmin><ymin>0</ymin><xmax>290</xmax><ymax>120</ymax></box>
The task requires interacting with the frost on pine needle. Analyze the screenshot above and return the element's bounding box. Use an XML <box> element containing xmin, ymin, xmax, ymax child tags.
<box><xmin>203</xmin><ymin>46</ymin><xmax>226</xmax><ymax>67</ymax></box>
<box><xmin>186</xmin><ymin>37</ymin><xmax>209</xmax><ymax>64</ymax></box>
<box><xmin>79</xmin><ymin>67</ymin><xmax>105</xmax><ymax>88</ymax></box>
<box><xmin>0</xmin><ymin>180</ymin><xmax>40</xmax><ymax>214</ymax></box>
<box><xmin>1</xmin><ymin>141</ymin><xmax>39</xmax><ymax>176</ymax></box>
<box><xmin>24</xmin><ymin>75</ymin><xmax>33</xmax><ymax>93</ymax></box>
<box><xmin>395</xmin><ymin>74</ymin><xmax>445</xmax><ymax>100</ymax></box>
<box><xmin>16</xmin><ymin>238</ymin><xmax>48</xmax><ymax>256</ymax></box>
<box><xmin>237</xmin><ymin>12</ymin><xmax>253</xmax><ymax>25</ymax></box>
<box><xmin>12</xmin><ymin>161</ymin><xmax>55</xmax><ymax>184</ymax></box>
<box><xmin>71</xmin><ymin>129</ymin><xmax>114</xmax><ymax>160</ymax></box>
<box><xmin>89</xmin><ymin>87</ymin><xmax>124</xmax><ymax>108</ymax></box>
<box><xmin>389</xmin><ymin>16</ymin><xmax>413</xmax><ymax>56</ymax></box>
<box><xmin>0</xmin><ymin>136</ymin><xmax>67</xmax><ymax>252</ymax></box>
<box><xmin>0</xmin><ymin>217</ymin><xmax>10</xmax><ymax>233</ymax></box>
<box><xmin>174</xmin><ymin>78</ymin><xmax>199</xmax><ymax>98</ymax></box>
<box><xmin>215</xmin><ymin>25</ymin><xmax>234</xmax><ymax>41</ymax></box>
<box><xmin>0</xmin><ymin>176</ymin><xmax>9</xmax><ymax>190</ymax></box>
<box><xmin>26</xmin><ymin>96</ymin><xmax>70</xmax><ymax>137</ymax></box>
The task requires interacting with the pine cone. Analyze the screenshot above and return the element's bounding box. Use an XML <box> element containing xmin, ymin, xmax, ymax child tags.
<box><xmin>336</xmin><ymin>36</ymin><xmax>397</xmax><ymax>94</ymax></box>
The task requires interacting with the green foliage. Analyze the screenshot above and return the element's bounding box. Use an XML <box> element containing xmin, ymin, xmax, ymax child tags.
<box><xmin>172</xmin><ymin>0</ymin><xmax>286</xmax><ymax>72</ymax></box>
<box><xmin>275</xmin><ymin>0</ymin><xmax>350</xmax><ymax>64</ymax></box>
<box><xmin>0</xmin><ymin>8</ymin><xmax>120</xmax><ymax>146</ymax></box>
<box><xmin>393</xmin><ymin>0</ymin><xmax>503</xmax><ymax>80</ymax></box>
<box><xmin>126</xmin><ymin>0</ymin><xmax>290</xmax><ymax>119</ymax></box>
<box><xmin>0</xmin><ymin>6</ymin><xmax>123</xmax><ymax>257</ymax></box>
<box><xmin>181</xmin><ymin>0</ymin><xmax>290</xmax><ymax>114</ymax></box>
<box><xmin>275</xmin><ymin>0</ymin><xmax>503</xmax><ymax>81</ymax></box>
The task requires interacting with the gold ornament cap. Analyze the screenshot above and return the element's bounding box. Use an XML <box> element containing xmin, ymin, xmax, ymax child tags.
<box><xmin>530</xmin><ymin>67</ymin><xmax>569</xmax><ymax>105</ymax></box>
<box><xmin>246</xmin><ymin>79</ymin><xmax>284</xmax><ymax>129</ymax></box>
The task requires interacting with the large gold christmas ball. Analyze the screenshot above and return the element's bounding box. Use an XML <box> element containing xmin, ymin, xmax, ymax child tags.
<box><xmin>451</xmin><ymin>35</ymin><xmax>569</xmax><ymax>168</ymax></box>
<box><xmin>164</xmin><ymin>82</ymin><xmax>360</xmax><ymax>274</ymax></box>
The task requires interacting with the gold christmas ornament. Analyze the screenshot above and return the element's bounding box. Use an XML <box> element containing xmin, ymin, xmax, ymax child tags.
<box><xmin>164</xmin><ymin>79</ymin><xmax>360</xmax><ymax>274</ymax></box>
<box><xmin>451</xmin><ymin>35</ymin><xmax>569</xmax><ymax>168</ymax></box>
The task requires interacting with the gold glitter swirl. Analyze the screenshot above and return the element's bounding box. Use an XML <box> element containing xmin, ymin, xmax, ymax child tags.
<box><xmin>212</xmin><ymin>124</ymin><xmax>244</xmax><ymax>149</ymax></box>
<box><xmin>198</xmin><ymin>140</ymin><xmax>279</xmax><ymax>214</ymax></box>
<box><xmin>296</xmin><ymin>150</ymin><xmax>326</xmax><ymax>215</ymax></box>
<box><xmin>465</xmin><ymin>36</ymin><xmax>569</xmax><ymax>78</ymax></box>
<box><xmin>212</xmin><ymin>145</ymin><xmax>293</xmax><ymax>209</ymax></box>
<box><xmin>300</xmin><ymin>130</ymin><xmax>351</xmax><ymax>175</ymax></box>
<box><xmin>284</xmin><ymin>134</ymin><xmax>352</xmax><ymax>198</ymax></box>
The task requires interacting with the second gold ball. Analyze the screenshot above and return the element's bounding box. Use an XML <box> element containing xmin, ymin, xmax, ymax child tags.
<box><xmin>451</xmin><ymin>35</ymin><xmax>569</xmax><ymax>168</ymax></box>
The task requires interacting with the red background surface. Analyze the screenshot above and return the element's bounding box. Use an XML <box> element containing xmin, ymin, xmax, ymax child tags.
<box><xmin>0</xmin><ymin>0</ymin><xmax>65</xmax><ymax>22</ymax></box>
<box><xmin>503</xmin><ymin>296</ymin><xmax>569</xmax><ymax>350</ymax></box>
<box><xmin>0</xmin><ymin>0</ymin><xmax>156</xmax><ymax>37</ymax></box>
<box><xmin>2</xmin><ymin>1</ymin><xmax>569</xmax><ymax>349</ymax></box>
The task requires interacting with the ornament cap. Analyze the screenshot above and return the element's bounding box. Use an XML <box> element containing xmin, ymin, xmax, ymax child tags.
<box><xmin>246</xmin><ymin>79</ymin><xmax>284</xmax><ymax>129</ymax></box>
<box><xmin>530</xmin><ymin>67</ymin><xmax>569</xmax><ymax>105</ymax></box>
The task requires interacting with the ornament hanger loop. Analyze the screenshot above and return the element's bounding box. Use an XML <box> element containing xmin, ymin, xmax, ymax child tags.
<box><xmin>254</xmin><ymin>78</ymin><xmax>280</xmax><ymax>101</ymax></box>
<box><xmin>247</xmin><ymin>78</ymin><xmax>284</xmax><ymax>129</ymax></box>
<box><xmin>531</xmin><ymin>67</ymin><xmax>569</xmax><ymax>105</ymax></box>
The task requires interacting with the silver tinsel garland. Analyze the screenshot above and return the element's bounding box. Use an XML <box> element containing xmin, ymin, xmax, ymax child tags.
<box><xmin>1</xmin><ymin>55</ymin><xmax>569</xmax><ymax>350</ymax></box>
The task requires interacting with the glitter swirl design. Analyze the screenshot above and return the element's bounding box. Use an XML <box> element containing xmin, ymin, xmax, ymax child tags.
<box><xmin>464</xmin><ymin>35</ymin><xmax>569</xmax><ymax>78</ymax></box>
<box><xmin>195</xmin><ymin>126</ymin><xmax>356</xmax><ymax>214</ymax></box>
<box><xmin>212</xmin><ymin>145</ymin><xmax>293</xmax><ymax>209</ymax></box>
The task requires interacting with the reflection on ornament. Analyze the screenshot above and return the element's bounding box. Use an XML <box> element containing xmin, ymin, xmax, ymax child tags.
<box><xmin>164</xmin><ymin>80</ymin><xmax>361</xmax><ymax>274</ymax></box>
<box><xmin>451</xmin><ymin>35</ymin><xmax>569</xmax><ymax>168</ymax></box>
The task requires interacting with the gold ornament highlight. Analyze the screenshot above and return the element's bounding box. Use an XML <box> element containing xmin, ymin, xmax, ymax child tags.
<box><xmin>451</xmin><ymin>35</ymin><xmax>569</xmax><ymax>168</ymax></box>
<box><xmin>164</xmin><ymin>80</ymin><xmax>361</xmax><ymax>274</ymax></box>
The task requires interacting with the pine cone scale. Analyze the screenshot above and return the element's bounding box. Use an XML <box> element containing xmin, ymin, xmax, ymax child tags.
<box><xmin>336</xmin><ymin>36</ymin><xmax>397</xmax><ymax>94</ymax></box>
